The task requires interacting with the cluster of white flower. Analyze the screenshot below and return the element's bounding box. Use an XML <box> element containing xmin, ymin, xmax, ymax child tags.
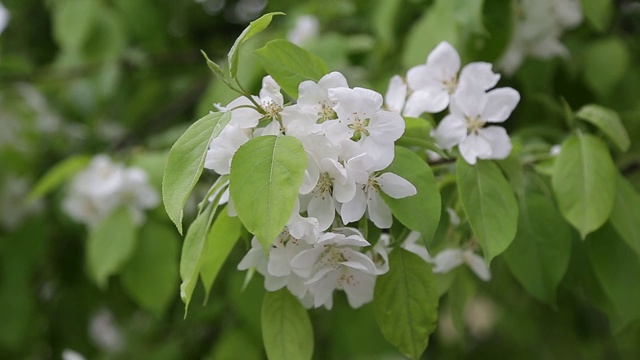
<box><xmin>498</xmin><ymin>0</ymin><xmax>583</xmax><ymax>75</ymax></box>
<box><xmin>204</xmin><ymin>72</ymin><xmax>417</xmax><ymax>308</ymax></box>
<box><xmin>63</xmin><ymin>155</ymin><xmax>159</xmax><ymax>228</ymax></box>
<box><xmin>385</xmin><ymin>41</ymin><xmax>521</xmax><ymax>165</ymax></box>
<box><xmin>0</xmin><ymin>2</ymin><xmax>9</xmax><ymax>35</ymax></box>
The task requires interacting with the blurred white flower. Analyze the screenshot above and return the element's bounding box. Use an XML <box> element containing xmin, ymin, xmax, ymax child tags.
<box><xmin>63</xmin><ymin>155</ymin><xmax>159</xmax><ymax>227</ymax></box>
<box><xmin>0</xmin><ymin>2</ymin><xmax>9</xmax><ymax>35</ymax></box>
<box><xmin>287</xmin><ymin>15</ymin><xmax>320</xmax><ymax>46</ymax></box>
<box><xmin>432</xmin><ymin>248</ymin><xmax>491</xmax><ymax>281</ymax></box>
<box><xmin>0</xmin><ymin>175</ymin><xmax>44</xmax><ymax>229</ymax></box>
<box><xmin>89</xmin><ymin>308</ymin><xmax>124</xmax><ymax>352</ymax></box>
<box><xmin>62</xmin><ymin>349</ymin><xmax>86</xmax><ymax>360</ymax></box>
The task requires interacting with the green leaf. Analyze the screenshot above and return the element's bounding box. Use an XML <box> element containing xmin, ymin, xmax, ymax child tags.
<box><xmin>28</xmin><ymin>155</ymin><xmax>91</xmax><ymax>201</ymax></box>
<box><xmin>52</xmin><ymin>0</ymin><xmax>100</xmax><ymax>51</ymax></box>
<box><xmin>262</xmin><ymin>289</ymin><xmax>314</xmax><ymax>360</ymax></box>
<box><xmin>381</xmin><ymin>147</ymin><xmax>441</xmax><ymax>240</ymax></box>
<box><xmin>162</xmin><ymin>111</ymin><xmax>231</xmax><ymax>234</ymax></box>
<box><xmin>254</xmin><ymin>39</ymin><xmax>328</xmax><ymax>98</ymax></box>
<box><xmin>552</xmin><ymin>133</ymin><xmax>616</xmax><ymax>239</ymax></box>
<box><xmin>580</xmin><ymin>0</ymin><xmax>613</xmax><ymax>31</ymax></box>
<box><xmin>457</xmin><ymin>159</ymin><xmax>518</xmax><ymax>263</ymax></box>
<box><xmin>179</xmin><ymin>200</ymin><xmax>219</xmax><ymax>314</ymax></box>
<box><xmin>87</xmin><ymin>207</ymin><xmax>137</xmax><ymax>288</ymax></box>
<box><xmin>587</xmin><ymin>223</ymin><xmax>640</xmax><ymax>331</ymax></box>
<box><xmin>121</xmin><ymin>221</ymin><xmax>180</xmax><ymax>315</ymax></box>
<box><xmin>228</xmin><ymin>12</ymin><xmax>285</xmax><ymax>78</ymax></box>
<box><xmin>230</xmin><ymin>135</ymin><xmax>306</xmax><ymax>249</ymax></box>
<box><xmin>200</xmin><ymin>207</ymin><xmax>243</xmax><ymax>302</ymax></box>
<box><xmin>583</xmin><ymin>37</ymin><xmax>629</xmax><ymax>98</ymax></box>
<box><xmin>503</xmin><ymin>194</ymin><xmax>573</xmax><ymax>305</ymax></box>
<box><xmin>374</xmin><ymin>248</ymin><xmax>438</xmax><ymax>360</ymax></box>
<box><xmin>575</xmin><ymin>104</ymin><xmax>630</xmax><ymax>152</ymax></box>
<box><xmin>201</xmin><ymin>50</ymin><xmax>232</xmax><ymax>88</ymax></box>
<box><xmin>609</xmin><ymin>174</ymin><xmax>640</xmax><ymax>259</ymax></box>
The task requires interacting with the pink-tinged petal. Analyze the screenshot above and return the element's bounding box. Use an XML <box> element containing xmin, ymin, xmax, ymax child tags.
<box><xmin>367</xmin><ymin>189</ymin><xmax>393</xmax><ymax>229</ymax></box>
<box><xmin>341</xmin><ymin>188</ymin><xmax>367</xmax><ymax>224</ymax></box>
<box><xmin>426</xmin><ymin>41</ymin><xmax>461</xmax><ymax>80</ymax></box>
<box><xmin>459</xmin><ymin>133</ymin><xmax>492</xmax><ymax>165</ymax></box>
<box><xmin>459</xmin><ymin>62</ymin><xmax>501</xmax><ymax>91</ymax></box>
<box><xmin>318</xmin><ymin>71</ymin><xmax>349</xmax><ymax>90</ymax></box>
<box><xmin>432</xmin><ymin>249</ymin><xmax>464</xmax><ymax>273</ymax></box>
<box><xmin>450</xmin><ymin>86</ymin><xmax>487</xmax><ymax>119</ymax></box>
<box><xmin>376</xmin><ymin>172</ymin><xmax>417</xmax><ymax>199</ymax></box>
<box><xmin>342</xmin><ymin>271</ymin><xmax>376</xmax><ymax>308</ymax></box>
<box><xmin>404</xmin><ymin>90</ymin><xmax>449</xmax><ymax>116</ymax></box>
<box><xmin>431</xmin><ymin>114</ymin><xmax>467</xmax><ymax>150</ymax></box>
<box><xmin>463</xmin><ymin>251</ymin><xmax>491</xmax><ymax>281</ymax></box>
<box><xmin>481</xmin><ymin>87</ymin><xmax>520</xmax><ymax>123</ymax></box>
<box><xmin>478</xmin><ymin>126</ymin><xmax>512</xmax><ymax>160</ymax></box>
<box><xmin>308</xmin><ymin>194</ymin><xmax>335</xmax><ymax>231</ymax></box>
<box><xmin>385</xmin><ymin>75</ymin><xmax>407</xmax><ymax>113</ymax></box>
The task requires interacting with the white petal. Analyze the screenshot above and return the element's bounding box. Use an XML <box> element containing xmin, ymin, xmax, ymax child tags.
<box><xmin>341</xmin><ymin>188</ymin><xmax>367</xmax><ymax>224</ymax></box>
<box><xmin>403</xmin><ymin>90</ymin><xmax>449</xmax><ymax>116</ymax></box>
<box><xmin>385</xmin><ymin>75</ymin><xmax>407</xmax><ymax>113</ymax></box>
<box><xmin>290</xmin><ymin>248</ymin><xmax>324</xmax><ymax>278</ymax></box>
<box><xmin>481</xmin><ymin>87</ymin><xmax>520</xmax><ymax>123</ymax></box>
<box><xmin>333</xmin><ymin>179</ymin><xmax>356</xmax><ymax>203</ymax></box>
<box><xmin>367</xmin><ymin>110</ymin><xmax>405</xmax><ymax>143</ymax></box>
<box><xmin>311</xmin><ymin>270</ymin><xmax>340</xmax><ymax>309</ymax></box>
<box><xmin>478</xmin><ymin>126</ymin><xmax>512</xmax><ymax>160</ymax></box>
<box><xmin>450</xmin><ymin>86</ymin><xmax>487</xmax><ymax>119</ymax></box>
<box><xmin>431</xmin><ymin>114</ymin><xmax>467</xmax><ymax>150</ymax></box>
<box><xmin>463</xmin><ymin>251</ymin><xmax>491</xmax><ymax>281</ymax></box>
<box><xmin>376</xmin><ymin>173</ymin><xmax>417</xmax><ymax>199</ymax></box>
<box><xmin>341</xmin><ymin>249</ymin><xmax>378</xmax><ymax>274</ymax></box>
<box><xmin>459</xmin><ymin>62</ymin><xmax>500</xmax><ymax>91</ymax></box>
<box><xmin>459</xmin><ymin>133</ymin><xmax>492</xmax><ymax>165</ymax></box>
<box><xmin>426</xmin><ymin>41</ymin><xmax>461</xmax><ymax>80</ymax></box>
<box><xmin>318</xmin><ymin>71</ymin><xmax>349</xmax><ymax>90</ymax></box>
<box><xmin>308</xmin><ymin>194</ymin><xmax>335</xmax><ymax>231</ymax></box>
<box><xmin>264</xmin><ymin>275</ymin><xmax>288</xmax><ymax>291</ymax></box>
<box><xmin>432</xmin><ymin>249</ymin><xmax>464</xmax><ymax>273</ymax></box>
<box><xmin>341</xmin><ymin>270</ymin><xmax>376</xmax><ymax>308</ymax></box>
<box><xmin>367</xmin><ymin>188</ymin><xmax>393</xmax><ymax>229</ymax></box>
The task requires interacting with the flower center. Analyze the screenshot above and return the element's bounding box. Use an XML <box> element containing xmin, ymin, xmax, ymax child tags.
<box><xmin>315</xmin><ymin>172</ymin><xmax>333</xmax><ymax>198</ymax></box>
<box><xmin>347</xmin><ymin>115</ymin><xmax>371</xmax><ymax>140</ymax></box>
<box><xmin>319</xmin><ymin>246</ymin><xmax>348</xmax><ymax>269</ymax></box>
<box><xmin>261</xmin><ymin>99</ymin><xmax>282</xmax><ymax>121</ymax></box>
<box><xmin>318</xmin><ymin>102</ymin><xmax>337</xmax><ymax>123</ymax></box>
<box><xmin>442</xmin><ymin>75</ymin><xmax>458</xmax><ymax>94</ymax></box>
<box><xmin>466</xmin><ymin>115</ymin><xmax>485</xmax><ymax>134</ymax></box>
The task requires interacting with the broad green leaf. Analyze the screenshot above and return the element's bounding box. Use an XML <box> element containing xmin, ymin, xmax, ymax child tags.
<box><xmin>254</xmin><ymin>39</ymin><xmax>328</xmax><ymax>98</ymax></box>
<box><xmin>162</xmin><ymin>111</ymin><xmax>231</xmax><ymax>234</ymax></box>
<box><xmin>587</xmin><ymin>223</ymin><xmax>640</xmax><ymax>331</ymax></box>
<box><xmin>374</xmin><ymin>248</ymin><xmax>438</xmax><ymax>360</ymax></box>
<box><xmin>87</xmin><ymin>207</ymin><xmax>137</xmax><ymax>288</ymax></box>
<box><xmin>28</xmin><ymin>155</ymin><xmax>91</xmax><ymax>201</ymax></box>
<box><xmin>552</xmin><ymin>133</ymin><xmax>616</xmax><ymax>239</ymax></box>
<box><xmin>503</xmin><ymin>194</ymin><xmax>573</xmax><ymax>305</ymax></box>
<box><xmin>583</xmin><ymin>37</ymin><xmax>629</xmax><ymax>98</ymax></box>
<box><xmin>200</xmin><ymin>207</ymin><xmax>243</xmax><ymax>301</ymax></box>
<box><xmin>230</xmin><ymin>135</ymin><xmax>306</xmax><ymax>249</ymax></box>
<box><xmin>457</xmin><ymin>159</ymin><xmax>518</xmax><ymax>263</ymax></box>
<box><xmin>381</xmin><ymin>147</ymin><xmax>441</xmax><ymax>240</ymax></box>
<box><xmin>609</xmin><ymin>174</ymin><xmax>640</xmax><ymax>258</ymax></box>
<box><xmin>262</xmin><ymin>289</ymin><xmax>314</xmax><ymax>360</ymax></box>
<box><xmin>228</xmin><ymin>12</ymin><xmax>285</xmax><ymax>78</ymax></box>
<box><xmin>180</xmin><ymin>200</ymin><xmax>219</xmax><ymax>314</ymax></box>
<box><xmin>121</xmin><ymin>221</ymin><xmax>179</xmax><ymax>315</ymax></box>
<box><xmin>580</xmin><ymin>0</ymin><xmax>613</xmax><ymax>32</ymax></box>
<box><xmin>576</xmin><ymin>104</ymin><xmax>630</xmax><ymax>152</ymax></box>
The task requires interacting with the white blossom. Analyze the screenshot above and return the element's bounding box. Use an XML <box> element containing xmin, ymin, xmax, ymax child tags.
<box><xmin>0</xmin><ymin>2</ymin><xmax>9</xmax><ymax>35</ymax></box>
<box><xmin>287</xmin><ymin>15</ymin><xmax>320</xmax><ymax>46</ymax></box>
<box><xmin>204</xmin><ymin>124</ymin><xmax>251</xmax><ymax>175</ymax></box>
<box><xmin>431</xmin><ymin>85</ymin><xmax>520</xmax><ymax>164</ymax></box>
<box><xmin>63</xmin><ymin>155</ymin><xmax>159</xmax><ymax>227</ymax></box>
<box><xmin>291</xmin><ymin>229</ymin><xmax>378</xmax><ymax>309</ymax></box>
<box><xmin>432</xmin><ymin>248</ymin><xmax>491</xmax><ymax>281</ymax></box>
<box><xmin>62</xmin><ymin>350</ymin><xmax>86</xmax><ymax>360</ymax></box>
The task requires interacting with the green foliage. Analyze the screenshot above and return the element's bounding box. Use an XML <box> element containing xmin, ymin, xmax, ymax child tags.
<box><xmin>162</xmin><ymin>111</ymin><xmax>231</xmax><ymax>234</ymax></box>
<box><xmin>200</xmin><ymin>207</ymin><xmax>243</xmax><ymax>301</ymax></box>
<box><xmin>457</xmin><ymin>159</ymin><xmax>518</xmax><ymax>263</ymax></box>
<box><xmin>503</xmin><ymin>194</ymin><xmax>573</xmax><ymax>305</ymax></box>
<box><xmin>262</xmin><ymin>289</ymin><xmax>314</xmax><ymax>360</ymax></box>
<box><xmin>229</xmin><ymin>135</ymin><xmax>306</xmax><ymax>249</ymax></box>
<box><xmin>580</xmin><ymin>0</ymin><xmax>613</xmax><ymax>31</ymax></box>
<box><xmin>609</xmin><ymin>174</ymin><xmax>640</xmax><ymax>258</ymax></box>
<box><xmin>255</xmin><ymin>39</ymin><xmax>328</xmax><ymax>98</ymax></box>
<box><xmin>582</xmin><ymin>37</ymin><xmax>630</xmax><ymax>98</ymax></box>
<box><xmin>374</xmin><ymin>249</ymin><xmax>438</xmax><ymax>360</ymax></box>
<box><xmin>552</xmin><ymin>132</ymin><xmax>616</xmax><ymax>239</ymax></box>
<box><xmin>381</xmin><ymin>147</ymin><xmax>441</xmax><ymax>240</ymax></box>
<box><xmin>121</xmin><ymin>221</ymin><xmax>179</xmax><ymax>315</ymax></box>
<box><xmin>575</xmin><ymin>104</ymin><xmax>630</xmax><ymax>152</ymax></box>
<box><xmin>28</xmin><ymin>155</ymin><xmax>91</xmax><ymax>201</ymax></box>
<box><xmin>228</xmin><ymin>12</ymin><xmax>285</xmax><ymax>78</ymax></box>
<box><xmin>87</xmin><ymin>207</ymin><xmax>137</xmax><ymax>288</ymax></box>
